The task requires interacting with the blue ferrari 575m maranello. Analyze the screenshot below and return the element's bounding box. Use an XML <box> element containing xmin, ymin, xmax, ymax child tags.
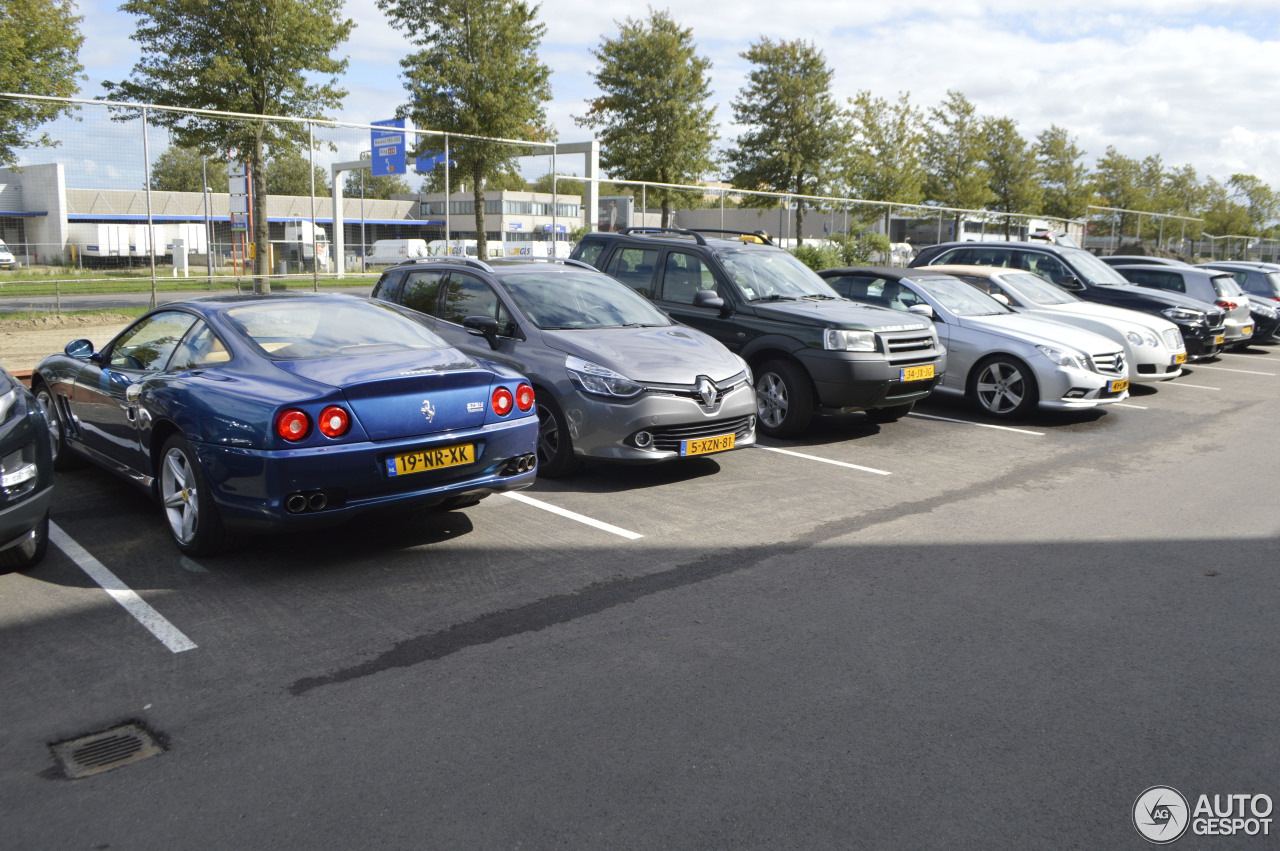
<box><xmin>31</xmin><ymin>293</ymin><xmax>539</xmax><ymax>555</ymax></box>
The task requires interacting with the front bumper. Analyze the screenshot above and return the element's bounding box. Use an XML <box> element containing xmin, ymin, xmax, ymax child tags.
<box><xmin>197</xmin><ymin>414</ymin><xmax>539</xmax><ymax>531</ymax></box>
<box><xmin>560</xmin><ymin>382</ymin><xmax>757</xmax><ymax>462</ymax></box>
<box><xmin>800</xmin><ymin>348</ymin><xmax>947</xmax><ymax>412</ymax></box>
<box><xmin>1035</xmin><ymin>363</ymin><xmax>1129</xmax><ymax>410</ymax></box>
<box><xmin>0</xmin><ymin>485</ymin><xmax>53</xmax><ymax>552</ymax></box>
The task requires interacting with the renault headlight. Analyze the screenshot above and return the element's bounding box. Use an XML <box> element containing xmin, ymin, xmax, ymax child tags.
<box><xmin>736</xmin><ymin>355</ymin><xmax>753</xmax><ymax>386</ymax></box>
<box><xmin>1036</xmin><ymin>344</ymin><xmax>1089</xmax><ymax>370</ymax></box>
<box><xmin>824</xmin><ymin>329</ymin><xmax>876</xmax><ymax>352</ymax></box>
<box><xmin>565</xmin><ymin>356</ymin><xmax>643</xmax><ymax>399</ymax></box>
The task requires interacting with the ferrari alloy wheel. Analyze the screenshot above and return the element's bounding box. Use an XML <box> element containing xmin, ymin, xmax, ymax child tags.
<box><xmin>159</xmin><ymin>435</ymin><xmax>227</xmax><ymax>556</ymax></box>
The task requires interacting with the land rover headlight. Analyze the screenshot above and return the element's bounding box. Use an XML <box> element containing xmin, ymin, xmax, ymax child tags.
<box><xmin>1036</xmin><ymin>344</ymin><xmax>1089</xmax><ymax>371</ymax></box>
<box><xmin>824</xmin><ymin>329</ymin><xmax>876</xmax><ymax>352</ymax></box>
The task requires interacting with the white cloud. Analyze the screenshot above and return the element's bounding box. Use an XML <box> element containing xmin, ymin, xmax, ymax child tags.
<box><xmin>36</xmin><ymin>0</ymin><xmax>1280</xmax><ymax>193</ymax></box>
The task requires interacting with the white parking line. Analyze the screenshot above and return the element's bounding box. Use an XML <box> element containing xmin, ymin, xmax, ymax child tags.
<box><xmin>1189</xmin><ymin>364</ymin><xmax>1276</xmax><ymax>376</ymax></box>
<box><xmin>1214</xmin><ymin>352</ymin><xmax>1279</xmax><ymax>360</ymax></box>
<box><xmin>1114</xmin><ymin>403</ymin><xmax>1149</xmax><ymax>409</ymax></box>
<box><xmin>49</xmin><ymin>523</ymin><xmax>197</xmax><ymax>654</ymax></box>
<box><xmin>1164</xmin><ymin>382</ymin><xmax>1220</xmax><ymax>390</ymax></box>
<box><xmin>908</xmin><ymin>412</ymin><xmax>1045</xmax><ymax>436</ymax></box>
<box><xmin>753</xmin><ymin>445</ymin><xmax>891</xmax><ymax>475</ymax></box>
<box><xmin>502</xmin><ymin>492</ymin><xmax>643</xmax><ymax>539</ymax></box>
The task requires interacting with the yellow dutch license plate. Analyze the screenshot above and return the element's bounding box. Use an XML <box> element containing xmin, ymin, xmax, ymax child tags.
<box><xmin>900</xmin><ymin>364</ymin><xmax>935</xmax><ymax>382</ymax></box>
<box><xmin>1214</xmin><ymin>334</ymin><xmax>1225</xmax><ymax>345</ymax></box>
<box><xmin>1243</xmin><ymin>326</ymin><xmax>1253</xmax><ymax>336</ymax></box>
<box><xmin>681</xmin><ymin>433</ymin><xmax>735</xmax><ymax>456</ymax></box>
<box><xmin>1174</xmin><ymin>353</ymin><xmax>1187</xmax><ymax>364</ymax></box>
<box><xmin>1108</xmin><ymin>378</ymin><xmax>1130</xmax><ymax>393</ymax></box>
<box><xmin>387</xmin><ymin>443</ymin><xmax>475</xmax><ymax>476</ymax></box>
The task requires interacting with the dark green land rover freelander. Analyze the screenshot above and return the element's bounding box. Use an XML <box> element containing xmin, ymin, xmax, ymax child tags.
<box><xmin>571</xmin><ymin>228</ymin><xmax>948</xmax><ymax>438</ymax></box>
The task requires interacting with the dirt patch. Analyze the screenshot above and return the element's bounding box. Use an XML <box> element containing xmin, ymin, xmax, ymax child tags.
<box><xmin>0</xmin><ymin>313</ymin><xmax>134</xmax><ymax>373</ymax></box>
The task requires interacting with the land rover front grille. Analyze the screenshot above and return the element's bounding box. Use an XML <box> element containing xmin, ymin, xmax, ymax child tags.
<box><xmin>882</xmin><ymin>332</ymin><xmax>936</xmax><ymax>356</ymax></box>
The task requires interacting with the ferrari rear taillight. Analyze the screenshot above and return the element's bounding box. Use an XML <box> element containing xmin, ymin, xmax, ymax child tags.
<box><xmin>515</xmin><ymin>383</ymin><xmax>534</xmax><ymax>412</ymax></box>
<box><xmin>276</xmin><ymin>409</ymin><xmax>310</xmax><ymax>441</ymax></box>
<box><xmin>1216</xmin><ymin>299</ymin><xmax>1238</xmax><ymax>311</ymax></box>
<box><xmin>318</xmin><ymin>405</ymin><xmax>351</xmax><ymax>438</ymax></box>
<box><xmin>491</xmin><ymin>387</ymin><xmax>514</xmax><ymax>416</ymax></box>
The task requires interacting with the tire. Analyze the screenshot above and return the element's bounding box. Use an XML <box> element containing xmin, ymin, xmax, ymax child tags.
<box><xmin>970</xmin><ymin>356</ymin><xmax>1038</xmax><ymax>418</ymax></box>
<box><xmin>535</xmin><ymin>395</ymin><xmax>580</xmax><ymax>478</ymax></box>
<box><xmin>865</xmin><ymin>402</ymin><xmax>914</xmax><ymax>424</ymax></box>
<box><xmin>0</xmin><ymin>512</ymin><xmax>49</xmax><ymax>572</ymax></box>
<box><xmin>754</xmin><ymin>359</ymin><xmax>814</xmax><ymax>438</ymax></box>
<box><xmin>34</xmin><ymin>383</ymin><xmax>82</xmax><ymax>471</ymax></box>
<box><xmin>158</xmin><ymin>434</ymin><xmax>227</xmax><ymax>556</ymax></box>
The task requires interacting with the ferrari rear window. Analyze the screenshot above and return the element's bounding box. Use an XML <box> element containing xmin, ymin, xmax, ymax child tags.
<box><xmin>223</xmin><ymin>299</ymin><xmax>451</xmax><ymax>360</ymax></box>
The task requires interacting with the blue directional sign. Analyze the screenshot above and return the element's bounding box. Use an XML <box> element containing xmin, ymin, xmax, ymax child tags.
<box><xmin>371</xmin><ymin>118</ymin><xmax>407</xmax><ymax>177</ymax></box>
<box><xmin>415</xmin><ymin>150</ymin><xmax>456</xmax><ymax>173</ymax></box>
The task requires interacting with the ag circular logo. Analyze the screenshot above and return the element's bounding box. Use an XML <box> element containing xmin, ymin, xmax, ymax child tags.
<box><xmin>1134</xmin><ymin>786</ymin><xmax>1190</xmax><ymax>843</ymax></box>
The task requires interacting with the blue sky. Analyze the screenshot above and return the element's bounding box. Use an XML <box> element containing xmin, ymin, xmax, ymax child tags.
<box><xmin>24</xmin><ymin>0</ymin><xmax>1280</xmax><ymax>195</ymax></box>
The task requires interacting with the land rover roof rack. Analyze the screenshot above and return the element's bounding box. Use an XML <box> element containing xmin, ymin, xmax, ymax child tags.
<box><xmin>687</xmin><ymin>229</ymin><xmax>775</xmax><ymax>246</ymax></box>
<box><xmin>618</xmin><ymin>226</ymin><xmax>708</xmax><ymax>246</ymax></box>
<box><xmin>488</xmin><ymin>257</ymin><xmax>596</xmax><ymax>271</ymax></box>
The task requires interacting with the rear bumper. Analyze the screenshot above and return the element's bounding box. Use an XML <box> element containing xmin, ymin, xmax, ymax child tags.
<box><xmin>197</xmin><ymin>415</ymin><xmax>539</xmax><ymax>531</ymax></box>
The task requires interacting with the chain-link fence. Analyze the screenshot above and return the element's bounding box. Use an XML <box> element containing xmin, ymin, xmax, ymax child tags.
<box><xmin>0</xmin><ymin>94</ymin><xmax>571</xmax><ymax>315</ymax></box>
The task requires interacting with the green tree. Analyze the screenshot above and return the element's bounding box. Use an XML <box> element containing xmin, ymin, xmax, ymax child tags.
<box><xmin>841</xmin><ymin>91</ymin><xmax>924</xmax><ymax>204</ymax></box>
<box><xmin>381</xmin><ymin>0</ymin><xmax>552</xmax><ymax>260</ymax></box>
<box><xmin>1227</xmin><ymin>174</ymin><xmax>1277</xmax><ymax>235</ymax></box>
<box><xmin>1202</xmin><ymin>176</ymin><xmax>1251</xmax><ymax>240</ymax></box>
<box><xmin>263</xmin><ymin>147</ymin><xmax>330</xmax><ymax>196</ymax></box>
<box><xmin>343</xmin><ymin>170</ymin><xmax>412</xmax><ymax>200</ymax></box>
<box><xmin>1090</xmin><ymin>146</ymin><xmax>1149</xmax><ymax>238</ymax></box>
<box><xmin>922</xmin><ymin>91</ymin><xmax>992</xmax><ymax>236</ymax></box>
<box><xmin>1035</xmin><ymin>125</ymin><xmax>1089</xmax><ymax>222</ymax></box>
<box><xmin>103</xmin><ymin>0</ymin><xmax>352</xmax><ymax>292</ymax></box>
<box><xmin>981</xmin><ymin>116</ymin><xmax>1041</xmax><ymax>237</ymax></box>
<box><xmin>574</xmin><ymin>10</ymin><xmax>718</xmax><ymax>228</ymax></box>
<box><xmin>0</xmin><ymin>0</ymin><xmax>84</xmax><ymax>166</ymax></box>
<box><xmin>150</xmin><ymin>145</ymin><xmax>229</xmax><ymax>193</ymax></box>
<box><xmin>727</xmin><ymin>38</ymin><xmax>843</xmax><ymax>245</ymax></box>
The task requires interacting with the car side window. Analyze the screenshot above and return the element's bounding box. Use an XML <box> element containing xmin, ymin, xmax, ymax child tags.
<box><xmin>371</xmin><ymin>271</ymin><xmax>400</xmax><ymax>302</ymax></box>
<box><xmin>659</xmin><ymin>252</ymin><xmax>716</xmax><ymax>305</ymax></box>
<box><xmin>823</xmin><ymin>274</ymin><xmax>880</xmax><ymax>302</ymax></box>
<box><xmin>109</xmin><ymin>311</ymin><xmax>198</xmax><ymax>371</ymax></box>
<box><xmin>574</xmin><ymin>241</ymin><xmax>605</xmax><ymax>269</ymax></box>
<box><xmin>437</xmin><ymin>272</ymin><xmax>513</xmax><ymax>332</ymax></box>
<box><xmin>607</xmin><ymin>247</ymin><xmax>659</xmax><ymax>297</ymax></box>
<box><xmin>1022</xmin><ymin>253</ymin><xmax>1074</xmax><ymax>285</ymax></box>
<box><xmin>170</xmin><ymin>321</ymin><xmax>231</xmax><ymax>371</ymax></box>
<box><xmin>400</xmin><ymin>270</ymin><xmax>445</xmax><ymax>314</ymax></box>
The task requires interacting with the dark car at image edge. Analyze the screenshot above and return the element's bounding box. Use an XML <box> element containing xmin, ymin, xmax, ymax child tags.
<box><xmin>0</xmin><ymin>365</ymin><xmax>54</xmax><ymax>571</ymax></box>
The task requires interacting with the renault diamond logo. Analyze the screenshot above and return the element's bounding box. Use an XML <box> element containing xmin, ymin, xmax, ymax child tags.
<box><xmin>696</xmin><ymin>377</ymin><xmax>717</xmax><ymax>407</ymax></box>
<box><xmin>421</xmin><ymin>399</ymin><xmax>435</xmax><ymax>422</ymax></box>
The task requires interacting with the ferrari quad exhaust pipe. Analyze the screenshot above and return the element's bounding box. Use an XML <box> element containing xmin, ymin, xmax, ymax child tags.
<box><xmin>285</xmin><ymin>491</ymin><xmax>331</xmax><ymax>513</ymax></box>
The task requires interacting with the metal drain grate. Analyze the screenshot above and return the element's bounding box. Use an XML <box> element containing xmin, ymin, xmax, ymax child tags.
<box><xmin>49</xmin><ymin>722</ymin><xmax>165</xmax><ymax>779</ymax></box>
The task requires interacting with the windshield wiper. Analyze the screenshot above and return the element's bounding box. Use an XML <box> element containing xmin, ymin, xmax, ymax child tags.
<box><xmin>802</xmin><ymin>294</ymin><xmax>839</xmax><ymax>300</ymax></box>
<box><xmin>751</xmin><ymin>294</ymin><xmax>797</xmax><ymax>302</ymax></box>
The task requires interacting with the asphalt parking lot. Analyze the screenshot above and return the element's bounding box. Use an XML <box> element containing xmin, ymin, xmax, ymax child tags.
<box><xmin>3</xmin><ymin>346</ymin><xmax>1279</xmax><ymax>848</ymax></box>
